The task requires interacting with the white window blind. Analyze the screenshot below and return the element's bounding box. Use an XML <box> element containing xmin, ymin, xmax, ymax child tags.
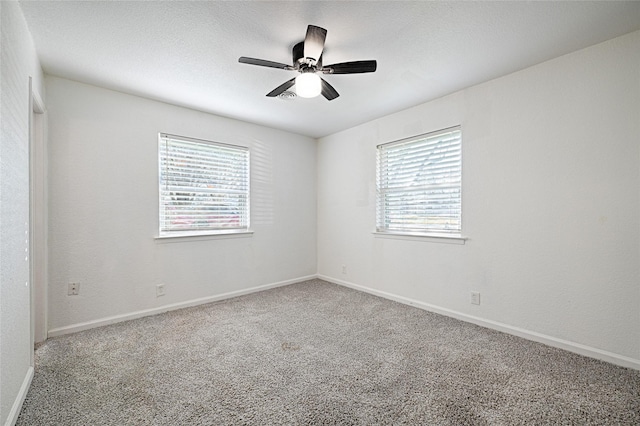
<box><xmin>159</xmin><ymin>133</ymin><xmax>249</xmax><ymax>235</ymax></box>
<box><xmin>377</xmin><ymin>127</ymin><xmax>462</xmax><ymax>235</ymax></box>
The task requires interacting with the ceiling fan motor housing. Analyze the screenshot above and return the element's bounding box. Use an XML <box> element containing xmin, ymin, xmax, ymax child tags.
<box><xmin>293</xmin><ymin>41</ymin><xmax>322</xmax><ymax>69</ymax></box>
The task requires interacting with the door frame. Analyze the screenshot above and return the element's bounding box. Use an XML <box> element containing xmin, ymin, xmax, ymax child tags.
<box><xmin>29</xmin><ymin>77</ymin><xmax>47</xmax><ymax>359</ymax></box>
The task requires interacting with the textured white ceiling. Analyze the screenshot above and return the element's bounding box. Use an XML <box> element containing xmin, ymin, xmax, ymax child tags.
<box><xmin>19</xmin><ymin>1</ymin><xmax>640</xmax><ymax>138</ymax></box>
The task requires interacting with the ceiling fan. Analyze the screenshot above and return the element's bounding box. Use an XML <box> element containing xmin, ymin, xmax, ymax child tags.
<box><xmin>238</xmin><ymin>25</ymin><xmax>377</xmax><ymax>101</ymax></box>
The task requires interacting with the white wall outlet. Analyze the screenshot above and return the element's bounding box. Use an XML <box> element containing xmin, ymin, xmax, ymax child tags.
<box><xmin>342</xmin><ymin>265</ymin><xmax>347</xmax><ymax>274</ymax></box>
<box><xmin>471</xmin><ymin>291</ymin><xmax>481</xmax><ymax>305</ymax></box>
<box><xmin>156</xmin><ymin>283</ymin><xmax>166</xmax><ymax>297</ymax></box>
<box><xmin>68</xmin><ymin>282</ymin><xmax>79</xmax><ymax>296</ymax></box>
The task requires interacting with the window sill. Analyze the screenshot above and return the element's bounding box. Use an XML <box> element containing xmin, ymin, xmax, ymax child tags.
<box><xmin>373</xmin><ymin>231</ymin><xmax>467</xmax><ymax>245</ymax></box>
<box><xmin>155</xmin><ymin>230</ymin><xmax>254</xmax><ymax>242</ymax></box>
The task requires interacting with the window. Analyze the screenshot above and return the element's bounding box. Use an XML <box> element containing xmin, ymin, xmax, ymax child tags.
<box><xmin>158</xmin><ymin>133</ymin><xmax>250</xmax><ymax>236</ymax></box>
<box><xmin>376</xmin><ymin>126</ymin><xmax>462</xmax><ymax>236</ymax></box>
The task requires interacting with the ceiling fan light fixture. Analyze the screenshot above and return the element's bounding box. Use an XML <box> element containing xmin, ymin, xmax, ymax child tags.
<box><xmin>295</xmin><ymin>73</ymin><xmax>321</xmax><ymax>98</ymax></box>
<box><xmin>239</xmin><ymin>25</ymin><xmax>377</xmax><ymax>101</ymax></box>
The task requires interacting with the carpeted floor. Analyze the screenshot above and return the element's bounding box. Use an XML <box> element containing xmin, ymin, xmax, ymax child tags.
<box><xmin>17</xmin><ymin>279</ymin><xmax>640</xmax><ymax>425</ymax></box>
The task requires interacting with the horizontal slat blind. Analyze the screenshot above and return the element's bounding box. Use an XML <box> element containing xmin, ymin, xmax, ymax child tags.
<box><xmin>159</xmin><ymin>134</ymin><xmax>249</xmax><ymax>234</ymax></box>
<box><xmin>377</xmin><ymin>127</ymin><xmax>461</xmax><ymax>234</ymax></box>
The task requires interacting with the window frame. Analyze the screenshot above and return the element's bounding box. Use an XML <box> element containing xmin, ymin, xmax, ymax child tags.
<box><xmin>375</xmin><ymin>126</ymin><xmax>463</xmax><ymax>240</ymax></box>
<box><xmin>157</xmin><ymin>133</ymin><xmax>251</xmax><ymax>239</ymax></box>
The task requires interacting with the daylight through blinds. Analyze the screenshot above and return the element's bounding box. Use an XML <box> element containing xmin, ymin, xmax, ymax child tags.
<box><xmin>159</xmin><ymin>134</ymin><xmax>249</xmax><ymax>234</ymax></box>
<box><xmin>377</xmin><ymin>127</ymin><xmax>461</xmax><ymax>234</ymax></box>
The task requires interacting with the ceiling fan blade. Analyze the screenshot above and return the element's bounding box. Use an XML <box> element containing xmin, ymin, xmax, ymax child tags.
<box><xmin>266</xmin><ymin>78</ymin><xmax>296</xmax><ymax>97</ymax></box>
<box><xmin>320</xmin><ymin>78</ymin><xmax>339</xmax><ymax>101</ymax></box>
<box><xmin>303</xmin><ymin>25</ymin><xmax>327</xmax><ymax>63</ymax></box>
<box><xmin>324</xmin><ymin>60</ymin><xmax>377</xmax><ymax>74</ymax></box>
<box><xmin>239</xmin><ymin>57</ymin><xmax>292</xmax><ymax>70</ymax></box>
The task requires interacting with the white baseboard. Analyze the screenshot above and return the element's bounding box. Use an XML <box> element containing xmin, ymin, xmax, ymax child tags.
<box><xmin>4</xmin><ymin>366</ymin><xmax>34</xmax><ymax>426</ymax></box>
<box><xmin>46</xmin><ymin>273</ymin><xmax>640</xmax><ymax>371</ymax></box>
<box><xmin>48</xmin><ymin>275</ymin><xmax>317</xmax><ymax>338</ymax></box>
<box><xmin>319</xmin><ymin>274</ymin><xmax>640</xmax><ymax>371</ymax></box>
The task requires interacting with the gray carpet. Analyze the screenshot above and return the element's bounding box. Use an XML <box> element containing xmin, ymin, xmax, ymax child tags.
<box><xmin>17</xmin><ymin>279</ymin><xmax>640</xmax><ymax>425</ymax></box>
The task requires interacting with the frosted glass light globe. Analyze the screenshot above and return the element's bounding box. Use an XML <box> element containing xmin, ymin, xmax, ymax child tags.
<box><xmin>295</xmin><ymin>73</ymin><xmax>321</xmax><ymax>98</ymax></box>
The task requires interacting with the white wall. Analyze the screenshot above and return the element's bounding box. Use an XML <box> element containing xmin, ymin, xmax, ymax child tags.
<box><xmin>45</xmin><ymin>77</ymin><xmax>317</xmax><ymax>332</ymax></box>
<box><xmin>0</xmin><ymin>2</ymin><xmax>45</xmax><ymax>424</ymax></box>
<box><xmin>318</xmin><ymin>31</ymin><xmax>640</xmax><ymax>367</ymax></box>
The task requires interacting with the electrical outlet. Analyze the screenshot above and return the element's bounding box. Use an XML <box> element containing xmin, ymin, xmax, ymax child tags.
<box><xmin>471</xmin><ymin>291</ymin><xmax>480</xmax><ymax>305</ymax></box>
<box><xmin>156</xmin><ymin>284</ymin><xmax>166</xmax><ymax>297</ymax></box>
<box><xmin>68</xmin><ymin>282</ymin><xmax>80</xmax><ymax>296</ymax></box>
<box><xmin>342</xmin><ymin>265</ymin><xmax>347</xmax><ymax>274</ymax></box>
